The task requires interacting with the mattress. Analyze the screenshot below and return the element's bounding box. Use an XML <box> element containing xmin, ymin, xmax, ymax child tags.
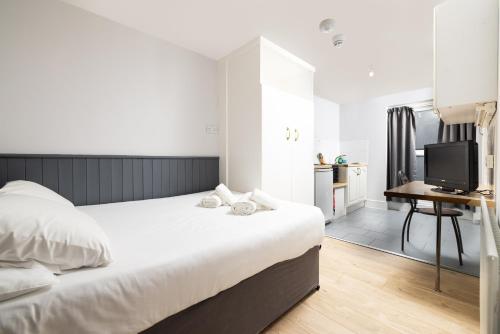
<box><xmin>0</xmin><ymin>192</ymin><xmax>325</xmax><ymax>334</ymax></box>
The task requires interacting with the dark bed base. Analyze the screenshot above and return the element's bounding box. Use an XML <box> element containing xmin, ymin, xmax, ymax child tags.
<box><xmin>141</xmin><ymin>246</ymin><xmax>320</xmax><ymax>334</ymax></box>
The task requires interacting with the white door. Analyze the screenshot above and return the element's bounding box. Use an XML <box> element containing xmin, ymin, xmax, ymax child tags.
<box><xmin>261</xmin><ymin>85</ymin><xmax>293</xmax><ymax>201</ymax></box>
<box><xmin>290</xmin><ymin>93</ymin><xmax>314</xmax><ymax>205</ymax></box>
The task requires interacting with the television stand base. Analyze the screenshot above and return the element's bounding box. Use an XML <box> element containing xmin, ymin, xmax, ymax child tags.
<box><xmin>431</xmin><ymin>187</ymin><xmax>467</xmax><ymax>195</ymax></box>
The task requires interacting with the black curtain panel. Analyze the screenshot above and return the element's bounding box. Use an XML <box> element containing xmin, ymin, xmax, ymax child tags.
<box><xmin>438</xmin><ymin>121</ymin><xmax>476</xmax><ymax>143</ymax></box>
<box><xmin>438</xmin><ymin>121</ymin><xmax>476</xmax><ymax>209</ymax></box>
<box><xmin>386</xmin><ymin>106</ymin><xmax>416</xmax><ymax>202</ymax></box>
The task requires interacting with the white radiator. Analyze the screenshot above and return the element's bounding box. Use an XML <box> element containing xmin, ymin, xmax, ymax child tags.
<box><xmin>480</xmin><ymin>197</ymin><xmax>500</xmax><ymax>334</ymax></box>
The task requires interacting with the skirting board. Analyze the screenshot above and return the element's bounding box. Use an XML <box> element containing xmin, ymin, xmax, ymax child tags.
<box><xmin>365</xmin><ymin>199</ymin><xmax>387</xmax><ymax>210</ymax></box>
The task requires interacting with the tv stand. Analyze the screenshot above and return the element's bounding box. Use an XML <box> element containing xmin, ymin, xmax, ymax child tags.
<box><xmin>431</xmin><ymin>187</ymin><xmax>465</xmax><ymax>195</ymax></box>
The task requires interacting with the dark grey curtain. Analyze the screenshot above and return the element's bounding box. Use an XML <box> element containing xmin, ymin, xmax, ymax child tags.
<box><xmin>386</xmin><ymin>106</ymin><xmax>416</xmax><ymax>202</ymax></box>
<box><xmin>438</xmin><ymin>121</ymin><xmax>476</xmax><ymax>208</ymax></box>
<box><xmin>438</xmin><ymin>121</ymin><xmax>476</xmax><ymax>143</ymax></box>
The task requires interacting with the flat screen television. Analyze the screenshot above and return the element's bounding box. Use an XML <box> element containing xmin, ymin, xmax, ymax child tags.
<box><xmin>424</xmin><ymin>140</ymin><xmax>478</xmax><ymax>193</ymax></box>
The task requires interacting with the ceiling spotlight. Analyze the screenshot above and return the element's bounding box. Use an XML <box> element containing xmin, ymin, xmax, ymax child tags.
<box><xmin>319</xmin><ymin>18</ymin><xmax>336</xmax><ymax>33</ymax></box>
<box><xmin>332</xmin><ymin>34</ymin><xmax>345</xmax><ymax>48</ymax></box>
<box><xmin>368</xmin><ymin>69</ymin><xmax>375</xmax><ymax>77</ymax></box>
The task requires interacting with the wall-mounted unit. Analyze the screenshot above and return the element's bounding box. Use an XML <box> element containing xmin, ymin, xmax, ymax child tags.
<box><xmin>218</xmin><ymin>37</ymin><xmax>315</xmax><ymax>204</ymax></box>
<box><xmin>434</xmin><ymin>0</ymin><xmax>498</xmax><ymax>125</ymax></box>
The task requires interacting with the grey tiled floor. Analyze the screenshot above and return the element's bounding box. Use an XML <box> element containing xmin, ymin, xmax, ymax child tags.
<box><xmin>325</xmin><ymin>207</ymin><xmax>480</xmax><ymax>276</ymax></box>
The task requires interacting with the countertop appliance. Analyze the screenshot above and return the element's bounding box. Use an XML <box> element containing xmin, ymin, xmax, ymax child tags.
<box><xmin>314</xmin><ymin>167</ymin><xmax>333</xmax><ymax>223</ymax></box>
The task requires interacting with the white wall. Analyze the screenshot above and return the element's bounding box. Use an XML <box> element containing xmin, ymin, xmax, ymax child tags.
<box><xmin>339</xmin><ymin>87</ymin><xmax>433</xmax><ymax>205</ymax></box>
<box><xmin>314</xmin><ymin>96</ymin><xmax>340</xmax><ymax>163</ymax></box>
<box><xmin>0</xmin><ymin>0</ymin><xmax>218</xmax><ymax>156</ymax></box>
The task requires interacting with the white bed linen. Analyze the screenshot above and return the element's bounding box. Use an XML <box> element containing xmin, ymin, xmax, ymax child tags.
<box><xmin>0</xmin><ymin>192</ymin><xmax>324</xmax><ymax>334</ymax></box>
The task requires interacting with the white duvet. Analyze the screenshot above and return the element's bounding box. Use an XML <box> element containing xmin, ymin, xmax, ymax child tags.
<box><xmin>0</xmin><ymin>192</ymin><xmax>324</xmax><ymax>334</ymax></box>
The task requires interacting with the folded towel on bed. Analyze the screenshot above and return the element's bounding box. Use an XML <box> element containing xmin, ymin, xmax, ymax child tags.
<box><xmin>215</xmin><ymin>184</ymin><xmax>237</xmax><ymax>206</ymax></box>
<box><xmin>250</xmin><ymin>189</ymin><xmax>279</xmax><ymax>210</ymax></box>
<box><xmin>231</xmin><ymin>194</ymin><xmax>257</xmax><ymax>216</ymax></box>
<box><xmin>200</xmin><ymin>193</ymin><xmax>222</xmax><ymax>208</ymax></box>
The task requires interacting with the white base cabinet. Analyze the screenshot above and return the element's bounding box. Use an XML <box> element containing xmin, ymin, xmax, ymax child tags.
<box><xmin>339</xmin><ymin>166</ymin><xmax>367</xmax><ymax>207</ymax></box>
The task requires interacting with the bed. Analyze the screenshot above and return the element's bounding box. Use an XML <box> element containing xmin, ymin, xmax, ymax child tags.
<box><xmin>0</xmin><ymin>155</ymin><xmax>324</xmax><ymax>334</ymax></box>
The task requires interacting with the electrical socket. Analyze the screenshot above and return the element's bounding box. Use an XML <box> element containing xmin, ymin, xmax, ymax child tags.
<box><xmin>205</xmin><ymin>125</ymin><xmax>218</xmax><ymax>135</ymax></box>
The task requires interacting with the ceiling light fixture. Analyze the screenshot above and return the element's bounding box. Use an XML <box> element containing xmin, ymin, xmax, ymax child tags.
<box><xmin>319</xmin><ymin>18</ymin><xmax>336</xmax><ymax>33</ymax></box>
<box><xmin>332</xmin><ymin>34</ymin><xmax>345</xmax><ymax>48</ymax></box>
<box><xmin>368</xmin><ymin>69</ymin><xmax>375</xmax><ymax>77</ymax></box>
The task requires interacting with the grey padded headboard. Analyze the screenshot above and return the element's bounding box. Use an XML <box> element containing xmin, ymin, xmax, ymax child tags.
<box><xmin>0</xmin><ymin>155</ymin><xmax>219</xmax><ymax>206</ymax></box>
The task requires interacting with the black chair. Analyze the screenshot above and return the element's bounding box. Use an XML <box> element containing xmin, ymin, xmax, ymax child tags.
<box><xmin>398</xmin><ymin>171</ymin><xmax>464</xmax><ymax>265</ymax></box>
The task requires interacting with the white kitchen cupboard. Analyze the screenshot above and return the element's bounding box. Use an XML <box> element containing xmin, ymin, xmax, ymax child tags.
<box><xmin>434</xmin><ymin>0</ymin><xmax>498</xmax><ymax>124</ymax></box>
<box><xmin>218</xmin><ymin>37</ymin><xmax>315</xmax><ymax>204</ymax></box>
<box><xmin>339</xmin><ymin>166</ymin><xmax>367</xmax><ymax>207</ymax></box>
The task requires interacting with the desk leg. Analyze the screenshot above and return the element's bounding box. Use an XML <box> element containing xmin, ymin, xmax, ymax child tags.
<box><xmin>435</xmin><ymin>201</ymin><xmax>442</xmax><ymax>292</ymax></box>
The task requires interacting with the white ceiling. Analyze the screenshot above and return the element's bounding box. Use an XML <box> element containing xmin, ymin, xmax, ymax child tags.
<box><xmin>61</xmin><ymin>0</ymin><xmax>445</xmax><ymax>104</ymax></box>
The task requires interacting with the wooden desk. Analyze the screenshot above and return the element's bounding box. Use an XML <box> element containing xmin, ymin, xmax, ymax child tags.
<box><xmin>384</xmin><ymin>181</ymin><xmax>494</xmax><ymax>291</ymax></box>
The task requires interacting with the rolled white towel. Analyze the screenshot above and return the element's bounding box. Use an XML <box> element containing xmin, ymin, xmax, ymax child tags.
<box><xmin>250</xmin><ymin>188</ymin><xmax>279</xmax><ymax>210</ymax></box>
<box><xmin>231</xmin><ymin>197</ymin><xmax>257</xmax><ymax>216</ymax></box>
<box><xmin>200</xmin><ymin>193</ymin><xmax>222</xmax><ymax>208</ymax></box>
<box><xmin>215</xmin><ymin>183</ymin><xmax>237</xmax><ymax>206</ymax></box>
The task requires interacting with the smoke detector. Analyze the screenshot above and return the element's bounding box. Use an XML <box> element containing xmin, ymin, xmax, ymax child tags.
<box><xmin>319</xmin><ymin>18</ymin><xmax>336</xmax><ymax>33</ymax></box>
<box><xmin>332</xmin><ymin>34</ymin><xmax>345</xmax><ymax>48</ymax></box>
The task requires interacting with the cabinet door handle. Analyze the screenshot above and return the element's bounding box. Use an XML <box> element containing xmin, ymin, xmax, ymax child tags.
<box><xmin>286</xmin><ymin>127</ymin><xmax>291</xmax><ymax>141</ymax></box>
<box><xmin>294</xmin><ymin>128</ymin><xmax>299</xmax><ymax>142</ymax></box>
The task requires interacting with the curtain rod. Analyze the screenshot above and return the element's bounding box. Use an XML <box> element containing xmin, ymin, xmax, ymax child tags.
<box><xmin>388</xmin><ymin>99</ymin><xmax>434</xmax><ymax>112</ymax></box>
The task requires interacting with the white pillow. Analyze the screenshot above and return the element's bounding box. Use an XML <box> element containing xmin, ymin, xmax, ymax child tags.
<box><xmin>0</xmin><ymin>194</ymin><xmax>113</xmax><ymax>272</ymax></box>
<box><xmin>0</xmin><ymin>262</ymin><xmax>58</xmax><ymax>302</ymax></box>
<box><xmin>0</xmin><ymin>180</ymin><xmax>74</xmax><ymax>207</ymax></box>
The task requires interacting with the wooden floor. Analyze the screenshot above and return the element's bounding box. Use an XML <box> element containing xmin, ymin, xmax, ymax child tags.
<box><xmin>265</xmin><ymin>237</ymin><xmax>479</xmax><ymax>334</ymax></box>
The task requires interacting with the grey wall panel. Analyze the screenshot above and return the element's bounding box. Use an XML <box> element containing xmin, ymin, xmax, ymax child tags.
<box><xmin>161</xmin><ymin>160</ymin><xmax>170</xmax><ymax>197</ymax></box>
<box><xmin>169</xmin><ymin>159</ymin><xmax>178</xmax><ymax>196</ymax></box>
<box><xmin>132</xmin><ymin>159</ymin><xmax>143</xmax><ymax>201</ymax></box>
<box><xmin>58</xmin><ymin>159</ymin><xmax>73</xmax><ymax>203</ymax></box>
<box><xmin>193</xmin><ymin>159</ymin><xmax>200</xmax><ymax>193</ymax></box>
<box><xmin>0</xmin><ymin>159</ymin><xmax>7</xmax><ymax>187</ymax></box>
<box><xmin>42</xmin><ymin>159</ymin><xmax>59</xmax><ymax>192</ymax></box>
<box><xmin>111</xmin><ymin>159</ymin><xmax>123</xmax><ymax>203</ymax></box>
<box><xmin>0</xmin><ymin>155</ymin><xmax>218</xmax><ymax>206</ymax></box>
<box><xmin>8</xmin><ymin>158</ymin><xmax>26</xmax><ymax>182</ymax></box>
<box><xmin>152</xmin><ymin>159</ymin><xmax>162</xmax><ymax>198</ymax></box>
<box><xmin>199</xmin><ymin>159</ymin><xmax>208</xmax><ymax>191</ymax></box>
<box><xmin>185</xmin><ymin>159</ymin><xmax>193</xmax><ymax>194</ymax></box>
<box><xmin>122</xmin><ymin>159</ymin><xmax>133</xmax><ymax>202</ymax></box>
<box><xmin>207</xmin><ymin>159</ymin><xmax>219</xmax><ymax>190</ymax></box>
<box><xmin>86</xmin><ymin>159</ymin><xmax>100</xmax><ymax>205</ymax></box>
<box><xmin>99</xmin><ymin>159</ymin><xmax>112</xmax><ymax>204</ymax></box>
<box><xmin>73</xmin><ymin>159</ymin><xmax>87</xmax><ymax>206</ymax></box>
<box><xmin>26</xmin><ymin>158</ymin><xmax>43</xmax><ymax>185</ymax></box>
<box><xmin>143</xmin><ymin>159</ymin><xmax>153</xmax><ymax>200</ymax></box>
<box><xmin>177</xmin><ymin>159</ymin><xmax>186</xmax><ymax>195</ymax></box>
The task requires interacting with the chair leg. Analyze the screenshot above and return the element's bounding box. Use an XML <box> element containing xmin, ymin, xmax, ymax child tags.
<box><xmin>451</xmin><ymin>218</ymin><xmax>463</xmax><ymax>266</ymax></box>
<box><xmin>401</xmin><ymin>209</ymin><xmax>413</xmax><ymax>252</ymax></box>
<box><xmin>406</xmin><ymin>211</ymin><xmax>414</xmax><ymax>242</ymax></box>
<box><xmin>453</xmin><ymin>217</ymin><xmax>464</xmax><ymax>254</ymax></box>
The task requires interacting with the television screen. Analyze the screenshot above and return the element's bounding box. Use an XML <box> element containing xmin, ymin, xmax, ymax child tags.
<box><xmin>424</xmin><ymin>140</ymin><xmax>478</xmax><ymax>192</ymax></box>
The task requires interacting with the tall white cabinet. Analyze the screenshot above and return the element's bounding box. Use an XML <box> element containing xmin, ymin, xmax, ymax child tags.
<box><xmin>434</xmin><ymin>0</ymin><xmax>498</xmax><ymax>124</ymax></box>
<box><xmin>218</xmin><ymin>37</ymin><xmax>315</xmax><ymax>204</ymax></box>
